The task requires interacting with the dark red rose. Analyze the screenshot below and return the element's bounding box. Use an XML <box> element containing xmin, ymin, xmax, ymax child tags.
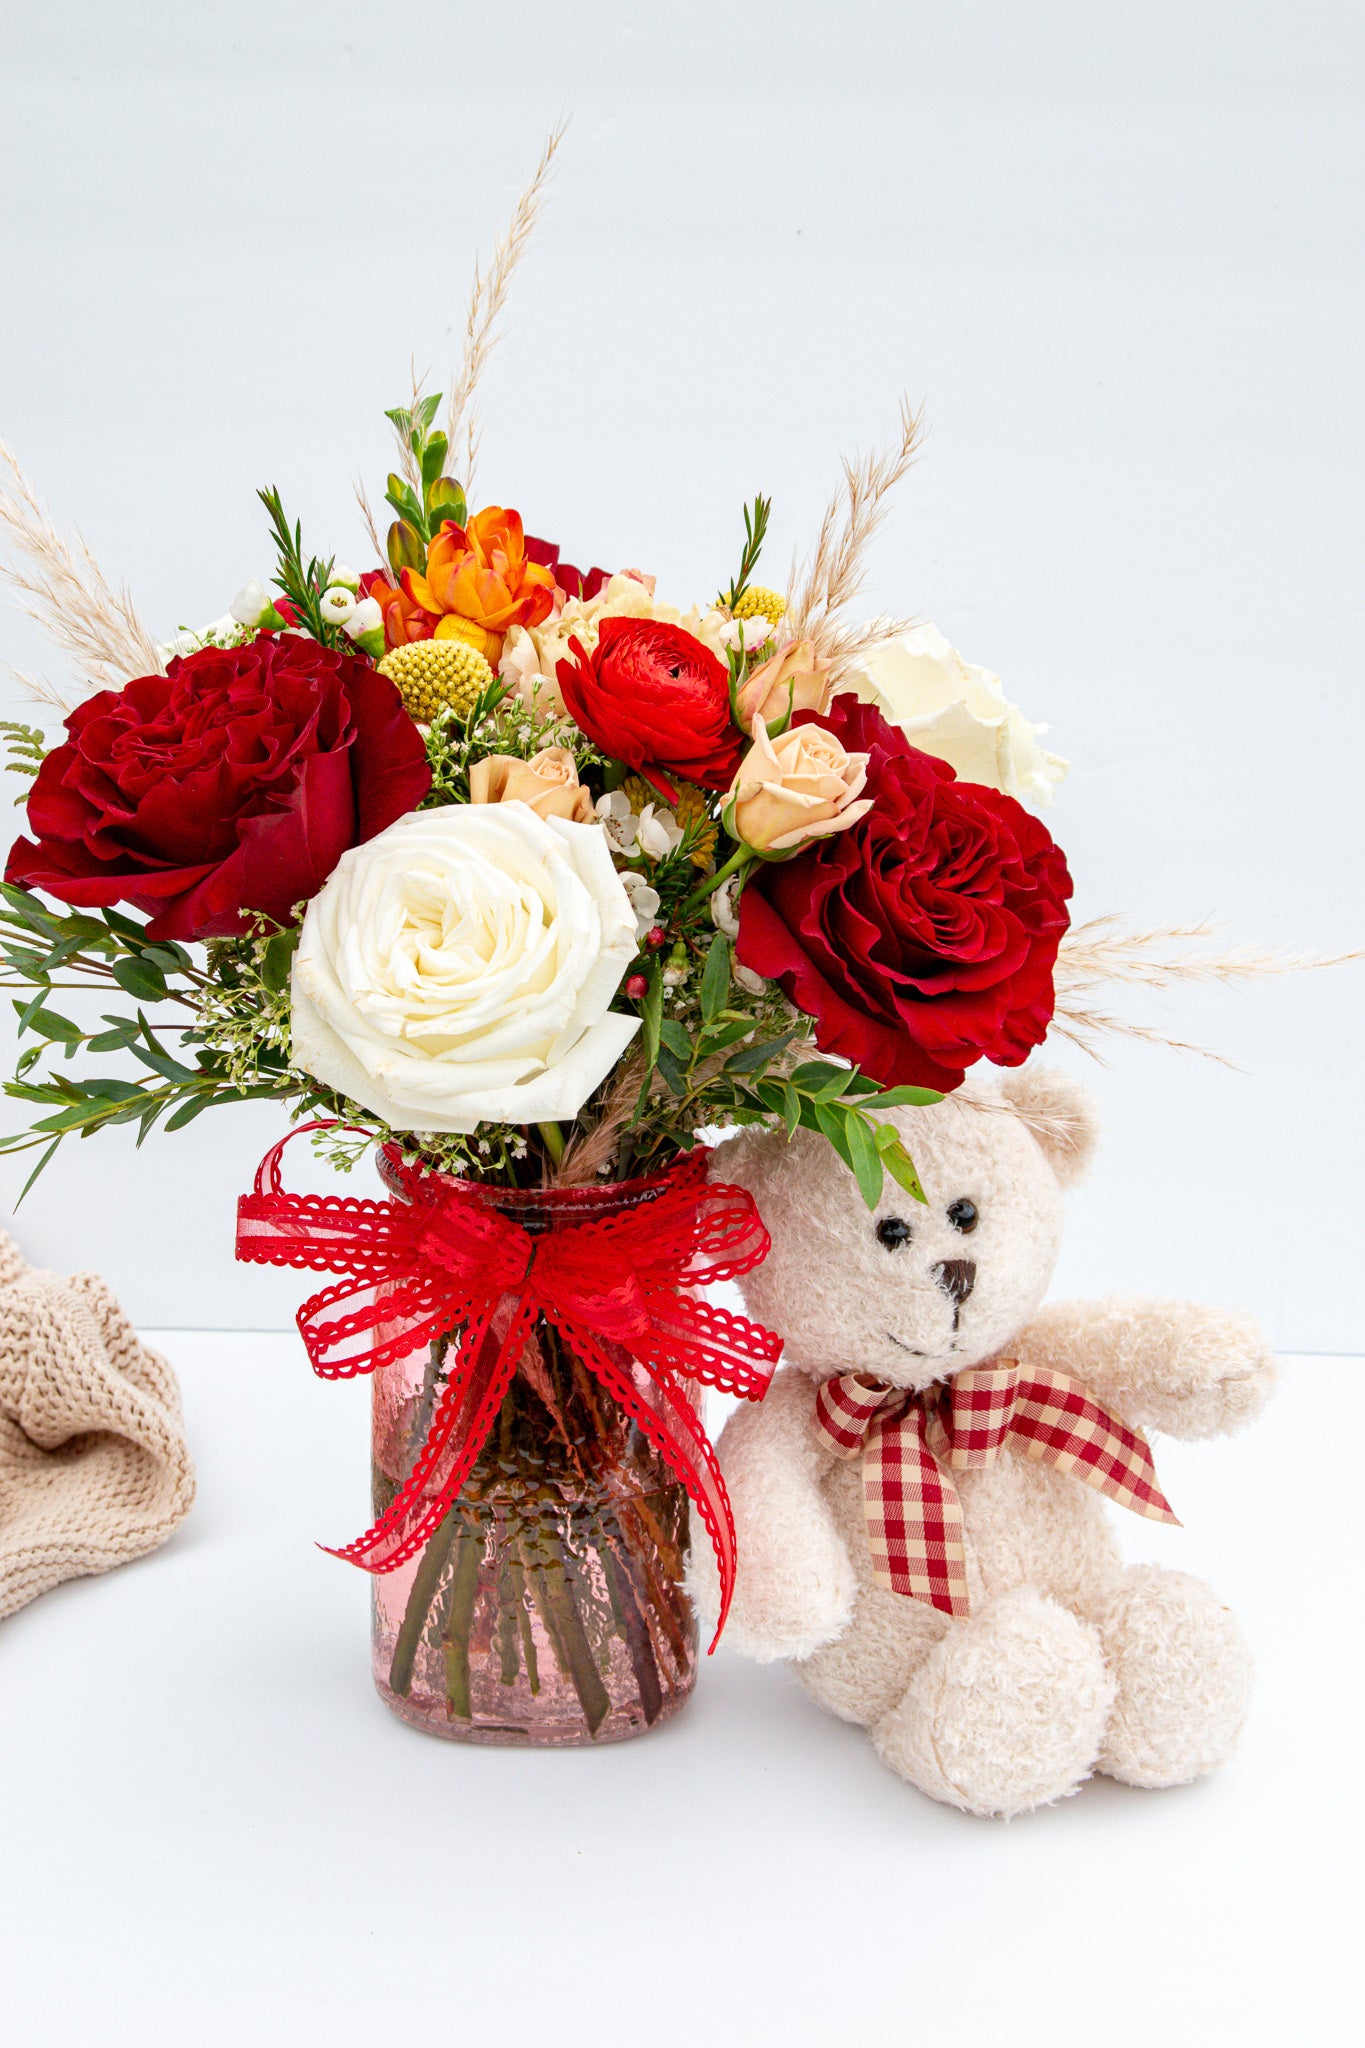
<box><xmin>5</xmin><ymin>634</ymin><xmax>431</xmax><ymax>941</ymax></box>
<box><xmin>736</xmin><ymin>696</ymin><xmax>1072</xmax><ymax>1091</ymax></box>
<box><xmin>525</xmin><ymin>534</ymin><xmax>611</xmax><ymax>603</ymax></box>
<box><xmin>556</xmin><ymin>616</ymin><xmax>744</xmax><ymax>801</ymax></box>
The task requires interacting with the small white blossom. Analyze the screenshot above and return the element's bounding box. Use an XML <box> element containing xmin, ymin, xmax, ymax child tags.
<box><xmin>711</xmin><ymin>877</ymin><xmax>741</xmax><ymax>940</ymax></box>
<box><xmin>620</xmin><ymin>871</ymin><xmax>661</xmax><ymax>941</ymax></box>
<box><xmin>230</xmin><ymin>579</ymin><xmax>274</xmax><ymax>628</ymax></box>
<box><xmin>636</xmin><ymin>804</ymin><xmax>684</xmax><ymax>861</ymax></box>
<box><xmin>342</xmin><ymin>595</ymin><xmax>383</xmax><ymax>640</ymax></box>
<box><xmin>717</xmin><ymin>615</ymin><xmax>775</xmax><ymax>654</ymax></box>
<box><xmin>319</xmin><ymin>586</ymin><xmax>358</xmax><ymax>625</ymax></box>
<box><xmin>734</xmin><ymin>963</ymin><xmax>767</xmax><ymax>996</ymax></box>
<box><xmin>329</xmin><ymin>563</ymin><xmax>361</xmax><ymax>593</ymax></box>
<box><xmin>595</xmin><ymin>789</ymin><xmax>639</xmax><ymax>855</ymax></box>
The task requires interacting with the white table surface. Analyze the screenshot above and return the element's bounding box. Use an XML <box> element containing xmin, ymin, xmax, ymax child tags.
<box><xmin>1</xmin><ymin>1334</ymin><xmax>1358</xmax><ymax>2048</ymax></box>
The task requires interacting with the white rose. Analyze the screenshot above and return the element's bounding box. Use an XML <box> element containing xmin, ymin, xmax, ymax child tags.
<box><xmin>290</xmin><ymin>802</ymin><xmax>641</xmax><ymax>1135</ymax></box>
<box><xmin>841</xmin><ymin>622</ymin><xmax>1068</xmax><ymax>808</ymax></box>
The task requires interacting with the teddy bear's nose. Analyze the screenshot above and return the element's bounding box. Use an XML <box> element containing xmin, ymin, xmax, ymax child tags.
<box><xmin>934</xmin><ymin>1259</ymin><xmax>976</xmax><ymax>1313</ymax></box>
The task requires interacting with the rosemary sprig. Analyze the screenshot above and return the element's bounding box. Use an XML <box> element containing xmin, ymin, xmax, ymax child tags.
<box><xmin>719</xmin><ymin>493</ymin><xmax>772</xmax><ymax>610</ymax></box>
<box><xmin>257</xmin><ymin>486</ymin><xmax>342</xmax><ymax>646</ymax></box>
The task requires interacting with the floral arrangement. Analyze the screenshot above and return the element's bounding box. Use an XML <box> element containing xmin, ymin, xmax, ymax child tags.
<box><xmin>1</xmin><ymin>133</ymin><xmax>1337</xmax><ymax>1745</ymax></box>
<box><xmin>0</xmin><ymin>409</ymin><xmax>1078</xmax><ymax>1203</ymax></box>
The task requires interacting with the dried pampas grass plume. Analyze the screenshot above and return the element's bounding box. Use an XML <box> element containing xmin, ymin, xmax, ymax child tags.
<box><xmin>1049</xmin><ymin>915</ymin><xmax>1362</xmax><ymax>1064</ymax></box>
<box><xmin>786</xmin><ymin>398</ymin><xmax>926</xmax><ymax>680</ymax></box>
<box><xmin>446</xmin><ymin>120</ymin><xmax>569</xmax><ymax>496</ymax></box>
<box><xmin>0</xmin><ymin>441</ymin><xmax>163</xmax><ymax>710</ymax></box>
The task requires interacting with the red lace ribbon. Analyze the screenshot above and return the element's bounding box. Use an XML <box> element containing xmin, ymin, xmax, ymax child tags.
<box><xmin>235</xmin><ymin>1125</ymin><xmax>782</xmax><ymax>1646</ymax></box>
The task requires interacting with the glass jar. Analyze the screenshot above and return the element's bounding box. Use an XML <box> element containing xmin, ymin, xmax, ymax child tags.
<box><xmin>369</xmin><ymin>1171</ymin><xmax>700</xmax><ymax>1746</ymax></box>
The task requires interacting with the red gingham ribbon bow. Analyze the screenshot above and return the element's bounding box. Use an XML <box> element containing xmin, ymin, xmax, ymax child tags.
<box><xmin>236</xmin><ymin>1125</ymin><xmax>783</xmax><ymax>1647</ymax></box>
<box><xmin>813</xmin><ymin>1360</ymin><xmax>1179</xmax><ymax>1618</ymax></box>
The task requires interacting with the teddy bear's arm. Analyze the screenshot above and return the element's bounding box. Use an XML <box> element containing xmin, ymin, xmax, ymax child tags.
<box><xmin>1015</xmin><ymin>1297</ymin><xmax>1276</xmax><ymax>1441</ymax></box>
<box><xmin>685</xmin><ymin>1367</ymin><xmax>857</xmax><ymax>1663</ymax></box>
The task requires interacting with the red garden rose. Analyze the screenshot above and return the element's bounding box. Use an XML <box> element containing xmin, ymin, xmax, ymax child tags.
<box><xmin>556</xmin><ymin>615</ymin><xmax>744</xmax><ymax>802</ymax></box>
<box><xmin>736</xmin><ymin>696</ymin><xmax>1072</xmax><ymax>1091</ymax></box>
<box><xmin>5</xmin><ymin>634</ymin><xmax>431</xmax><ymax>941</ymax></box>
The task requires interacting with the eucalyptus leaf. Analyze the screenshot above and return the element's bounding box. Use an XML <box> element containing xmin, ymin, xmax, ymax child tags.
<box><xmin>112</xmin><ymin>956</ymin><xmax>168</xmax><ymax>1002</ymax></box>
<box><xmin>700</xmin><ymin>933</ymin><xmax>730</xmax><ymax>1023</ymax></box>
<box><xmin>845</xmin><ymin>1112</ymin><xmax>886</xmax><ymax>1209</ymax></box>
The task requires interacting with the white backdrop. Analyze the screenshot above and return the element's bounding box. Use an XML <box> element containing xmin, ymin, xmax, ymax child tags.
<box><xmin>0</xmin><ymin>0</ymin><xmax>1361</xmax><ymax>1348</ymax></box>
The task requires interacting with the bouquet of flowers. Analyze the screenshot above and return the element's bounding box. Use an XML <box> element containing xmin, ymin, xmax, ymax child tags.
<box><xmin>0</xmin><ymin>134</ymin><xmax>1321</xmax><ymax>1746</ymax></box>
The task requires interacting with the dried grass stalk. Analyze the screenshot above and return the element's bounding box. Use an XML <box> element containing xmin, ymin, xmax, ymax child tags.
<box><xmin>446</xmin><ymin>120</ymin><xmax>568</xmax><ymax>496</ymax></box>
<box><xmin>1055</xmin><ymin>915</ymin><xmax>1360</xmax><ymax>996</ymax></box>
<box><xmin>0</xmin><ymin>441</ymin><xmax>163</xmax><ymax>708</ymax></box>
<box><xmin>1049</xmin><ymin>916</ymin><xmax>1360</xmax><ymax>1065</ymax></box>
<box><xmin>353</xmin><ymin>474</ymin><xmax>385</xmax><ymax>568</ymax></box>
<box><xmin>552</xmin><ymin>1055</ymin><xmax>646</xmax><ymax>1187</ymax></box>
<box><xmin>786</xmin><ymin>398</ymin><xmax>925</xmax><ymax>676</ymax></box>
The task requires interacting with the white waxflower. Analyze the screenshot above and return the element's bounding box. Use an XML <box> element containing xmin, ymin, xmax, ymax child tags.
<box><xmin>230</xmin><ymin>579</ymin><xmax>274</xmax><ymax>627</ymax></box>
<box><xmin>595</xmin><ymin>789</ymin><xmax>640</xmax><ymax>855</ymax></box>
<box><xmin>341</xmin><ymin>595</ymin><xmax>383</xmax><ymax>639</ymax></box>
<box><xmin>290</xmin><ymin>802</ymin><xmax>640</xmax><ymax>1135</ymax></box>
<box><xmin>635</xmin><ymin>805</ymin><xmax>684</xmax><ymax>861</ymax></box>
<box><xmin>620</xmin><ymin>871</ymin><xmax>661</xmax><ymax>941</ymax></box>
<box><xmin>841</xmin><ymin>623</ymin><xmax>1068</xmax><ymax>809</ymax></box>
<box><xmin>718</xmin><ymin>615</ymin><xmax>776</xmax><ymax>653</ymax></box>
<box><xmin>710</xmin><ymin>876</ymin><xmax>741</xmax><ymax>940</ymax></box>
<box><xmin>329</xmin><ymin>563</ymin><xmax>361</xmax><ymax>592</ymax></box>
<box><xmin>319</xmin><ymin>586</ymin><xmax>358</xmax><ymax>626</ymax></box>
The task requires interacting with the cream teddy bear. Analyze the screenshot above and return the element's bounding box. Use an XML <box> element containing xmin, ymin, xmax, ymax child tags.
<box><xmin>693</xmin><ymin>1067</ymin><xmax>1275</xmax><ymax>1818</ymax></box>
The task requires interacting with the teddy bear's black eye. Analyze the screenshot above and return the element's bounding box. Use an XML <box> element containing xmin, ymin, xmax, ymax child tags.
<box><xmin>947</xmin><ymin>1198</ymin><xmax>978</xmax><ymax>1234</ymax></box>
<box><xmin>876</xmin><ymin>1216</ymin><xmax>913</xmax><ymax>1251</ymax></box>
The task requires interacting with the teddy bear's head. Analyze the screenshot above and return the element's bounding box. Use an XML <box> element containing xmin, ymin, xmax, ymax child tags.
<box><xmin>711</xmin><ymin>1065</ymin><xmax>1099</xmax><ymax>1390</ymax></box>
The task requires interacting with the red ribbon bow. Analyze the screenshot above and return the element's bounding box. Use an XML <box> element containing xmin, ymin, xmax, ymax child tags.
<box><xmin>235</xmin><ymin>1126</ymin><xmax>782</xmax><ymax>1646</ymax></box>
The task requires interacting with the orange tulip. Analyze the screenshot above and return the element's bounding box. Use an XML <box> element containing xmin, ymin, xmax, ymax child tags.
<box><xmin>401</xmin><ymin>507</ymin><xmax>556</xmax><ymax>664</ymax></box>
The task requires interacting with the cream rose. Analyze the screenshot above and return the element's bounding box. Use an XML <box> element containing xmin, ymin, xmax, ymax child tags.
<box><xmin>468</xmin><ymin>746</ymin><xmax>595</xmax><ymax>823</ymax></box>
<box><xmin>840</xmin><ymin>622</ymin><xmax>1068</xmax><ymax>807</ymax></box>
<box><xmin>733</xmin><ymin>638</ymin><xmax>833</xmax><ymax>735</ymax></box>
<box><xmin>724</xmin><ymin>715</ymin><xmax>874</xmax><ymax>853</ymax></box>
<box><xmin>290</xmin><ymin>803</ymin><xmax>640</xmax><ymax>1135</ymax></box>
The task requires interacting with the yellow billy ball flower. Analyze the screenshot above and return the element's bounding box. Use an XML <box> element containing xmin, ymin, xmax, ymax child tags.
<box><xmin>732</xmin><ymin>585</ymin><xmax>786</xmax><ymax>628</ymax></box>
<box><xmin>378</xmin><ymin>640</ymin><xmax>494</xmax><ymax>724</ymax></box>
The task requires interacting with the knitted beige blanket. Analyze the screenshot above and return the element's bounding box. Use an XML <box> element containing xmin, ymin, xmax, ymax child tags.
<box><xmin>0</xmin><ymin>1231</ymin><xmax>194</xmax><ymax>1619</ymax></box>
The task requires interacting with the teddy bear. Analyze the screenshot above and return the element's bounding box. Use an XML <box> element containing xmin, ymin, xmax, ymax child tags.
<box><xmin>691</xmin><ymin>1065</ymin><xmax>1275</xmax><ymax>1818</ymax></box>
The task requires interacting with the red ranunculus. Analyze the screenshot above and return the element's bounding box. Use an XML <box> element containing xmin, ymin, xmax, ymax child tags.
<box><xmin>556</xmin><ymin>616</ymin><xmax>744</xmax><ymax>801</ymax></box>
<box><xmin>736</xmin><ymin>696</ymin><xmax>1072</xmax><ymax>1091</ymax></box>
<box><xmin>5</xmin><ymin>634</ymin><xmax>431</xmax><ymax>941</ymax></box>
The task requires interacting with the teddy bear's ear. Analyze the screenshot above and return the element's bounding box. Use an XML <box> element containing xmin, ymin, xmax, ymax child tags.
<box><xmin>995</xmin><ymin>1063</ymin><xmax>1100</xmax><ymax>1188</ymax></box>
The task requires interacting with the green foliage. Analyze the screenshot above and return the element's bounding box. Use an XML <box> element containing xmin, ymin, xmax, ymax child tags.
<box><xmin>0</xmin><ymin>886</ymin><xmax>306</xmax><ymax>1198</ymax></box>
<box><xmin>0</xmin><ymin>721</ymin><xmax>48</xmax><ymax>795</ymax></box>
<box><xmin>719</xmin><ymin>493</ymin><xmax>772</xmax><ymax>610</ymax></box>
<box><xmin>257</xmin><ymin>487</ymin><xmax>346</xmax><ymax>647</ymax></box>
<box><xmin>382</xmin><ymin>392</ymin><xmax>467</xmax><ymax>575</ymax></box>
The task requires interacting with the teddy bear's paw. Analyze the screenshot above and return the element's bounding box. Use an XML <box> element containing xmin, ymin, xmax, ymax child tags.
<box><xmin>685</xmin><ymin>1527</ymin><xmax>857</xmax><ymax>1666</ymax></box>
<box><xmin>1158</xmin><ymin>1305</ymin><xmax>1277</xmax><ymax>1439</ymax></box>
<box><xmin>872</xmin><ymin>1587</ymin><xmax>1115</xmax><ymax>1819</ymax></box>
<box><xmin>1096</xmin><ymin>1565</ymin><xmax>1253</xmax><ymax>1788</ymax></box>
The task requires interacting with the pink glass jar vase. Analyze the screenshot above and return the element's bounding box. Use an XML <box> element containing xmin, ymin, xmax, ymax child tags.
<box><xmin>369</xmin><ymin>1173</ymin><xmax>700</xmax><ymax>1746</ymax></box>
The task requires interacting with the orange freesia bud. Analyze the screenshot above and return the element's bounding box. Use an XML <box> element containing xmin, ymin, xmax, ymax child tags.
<box><xmin>402</xmin><ymin>506</ymin><xmax>556</xmax><ymax>665</ymax></box>
<box><xmin>734</xmin><ymin>638</ymin><xmax>833</xmax><ymax>736</ymax></box>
